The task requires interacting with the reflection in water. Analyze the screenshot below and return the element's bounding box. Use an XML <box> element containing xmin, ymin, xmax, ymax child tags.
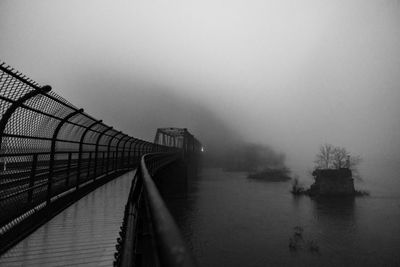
<box><xmin>311</xmin><ymin>197</ymin><xmax>356</xmax><ymax>227</ymax></box>
<box><xmin>167</xmin><ymin>168</ymin><xmax>400</xmax><ymax>267</ymax></box>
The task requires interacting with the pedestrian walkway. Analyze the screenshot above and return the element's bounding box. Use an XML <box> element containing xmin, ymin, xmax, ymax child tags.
<box><xmin>0</xmin><ymin>170</ymin><xmax>135</xmax><ymax>267</ymax></box>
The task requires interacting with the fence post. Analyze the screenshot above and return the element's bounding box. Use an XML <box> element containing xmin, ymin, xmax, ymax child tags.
<box><xmin>137</xmin><ymin>141</ymin><xmax>145</xmax><ymax>159</ymax></box>
<box><xmin>146</xmin><ymin>142</ymin><xmax>151</xmax><ymax>154</ymax></box>
<box><xmin>126</xmin><ymin>139</ymin><xmax>136</xmax><ymax>168</ymax></box>
<box><xmin>93</xmin><ymin>126</ymin><xmax>113</xmax><ymax>179</ymax></box>
<box><xmin>102</xmin><ymin>151</ymin><xmax>106</xmax><ymax>174</ymax></box>
<box><xmin>106</xmin><ymin>131</ymin><xmax>122</xmax><ymax>174</ymax></box>
<box><xmin>133</xmin><ymin>140</ymin><xmax>140</xmax><ymax>160</ymax></box>
<box><xmin>182</xmin><ymin>129</ymin><xmax>189</xmax><ymax>160</ymax></box>
<box><xmin>86</xmin><ymin>151</ymin><xmax>92</xmax><ymax>179</ymax></box>
<box><xmin>112</xmin><ymin>151</ymin><xmax>115</xmax><ymax>170</ymax></box>
<box><xmin>27</xmin><ymin>154</ymin><xmax>38</xmax><ymax>202</ymax></box>
<box><xmin>141</xmin><ymin>141</ymin><xmax>148</xmax><ymax>155</ymax></box>
<box><xmin>121</xmin><ymin>137</ymin><xmax>133</xmax><ymax>169</ymax></box>
<box><xmin>115</xmin><ymin>134</ymin><xmax>128</xmax><ymax>170</ymax></box>
<box><xmin>76</xmin><ymin>120</ymin><xmax>102</xmax><ymax>189</ymax></box>
<box><xmin>47</xmin><ymin>108</ymin><xmax>83</xmax><ymax>205</ymax></box>
<box><xmin>65</xmin><ymin>152</ymin><xmax>72</xmax><ymax>187</ymax></box>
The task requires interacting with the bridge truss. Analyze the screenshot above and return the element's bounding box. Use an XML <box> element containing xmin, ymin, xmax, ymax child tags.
<box><xmin>154</xmin><ymin>127</ymin><xmax>202</xmax><ymax>154</ymax></box>
<box><xmin>0</xmin><ymin>62</ymin><xmax>200</xmax><ymax>266</ymax></box>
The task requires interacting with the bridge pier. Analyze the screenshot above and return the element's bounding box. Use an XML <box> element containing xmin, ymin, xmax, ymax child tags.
<box><xmin>154</xmin><ymin>157</ymin><xmax>189</xmax><ymax>198</ymax></box>
<box><xmin>153</xmin><ymin>153</ymin><xmax>201</xmax><ymax>200</ymax></box>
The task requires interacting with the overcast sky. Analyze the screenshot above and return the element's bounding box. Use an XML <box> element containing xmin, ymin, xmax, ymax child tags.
<box><xmin>1</xmin><ymin>0</ymin><xmax>399</xmax><ymax>183</ymax></box>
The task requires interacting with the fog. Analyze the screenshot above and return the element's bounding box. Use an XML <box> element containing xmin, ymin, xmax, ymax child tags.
<box><xmin>1</xmin><ymin>0</ymin><xmax>399</xmax><ymax>189</ymax></box>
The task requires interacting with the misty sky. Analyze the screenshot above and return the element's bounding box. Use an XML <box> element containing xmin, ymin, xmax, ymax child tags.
<box><xmin>1</xmin><ymin>0</ymin><xmax>399</xmax><ymax>183</ymax></box>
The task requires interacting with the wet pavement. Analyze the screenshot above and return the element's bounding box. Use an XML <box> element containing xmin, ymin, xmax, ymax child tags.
<box><xmin>0</xmin><ymin>170</ymin><xmax>135</xmax><ymax>266</ymax></box>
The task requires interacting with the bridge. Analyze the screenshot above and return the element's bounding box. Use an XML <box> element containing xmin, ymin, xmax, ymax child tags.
<box><xmin>0</xmin><ymin>62</ymin><xmax>202</xmax><ymax>266</ymax></box>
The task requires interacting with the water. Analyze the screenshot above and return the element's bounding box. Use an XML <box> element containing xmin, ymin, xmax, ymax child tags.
<box><xmin>166</xmin><ymin>168</ymin><xmax>400</xmax><ymax>267</ymax></box>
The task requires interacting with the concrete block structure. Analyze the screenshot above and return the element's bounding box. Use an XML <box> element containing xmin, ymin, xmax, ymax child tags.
<box><xmin>310</xmin><ymin>168</ymin><xmax>355</xmax><ymax>196</ymax></box>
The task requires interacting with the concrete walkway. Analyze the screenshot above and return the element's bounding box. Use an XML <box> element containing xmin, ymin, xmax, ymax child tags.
<box><xmin>0</xmin><ymin>171</ymin><xmax>135</xmax><ymax>266</ymax></box>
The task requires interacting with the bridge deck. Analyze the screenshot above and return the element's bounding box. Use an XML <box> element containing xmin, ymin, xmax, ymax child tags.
<box><xmin>0</xmin><ymin>171</ymin><xmax>135</xmax><ymax>267</ymax></box>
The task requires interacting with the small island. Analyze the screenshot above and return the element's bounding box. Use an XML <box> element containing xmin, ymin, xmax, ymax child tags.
<box><xmin>302</xmin><ymin>168</ymin><xmax>354</xmax><ymax>196</ymax></box>
<box><xmin>248</xmin><ymin>167</ymin><xmax>291</xmax><ymax>182</ymax></box>
<box><xmin>292</xmin><ymin>144</ymin><xmax>368</xmax><ymax>197</ymax></box>
<box><xmin>220</xmin><ymin>143</ymin><xmax>292</xmax><ymax>182</ymax></box>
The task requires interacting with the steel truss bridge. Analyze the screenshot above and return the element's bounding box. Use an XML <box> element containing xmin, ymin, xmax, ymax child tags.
<box><xmin>0</xmin><ymin>62</ymin><xmax>202</xmax><ymax>267</ymax></box>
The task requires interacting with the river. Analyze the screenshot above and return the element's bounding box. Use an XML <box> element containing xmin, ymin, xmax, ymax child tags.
<box><xmin>166</xmin><ymin>167</ymin><xmax>400</xmax><ymax>267</ymax></box>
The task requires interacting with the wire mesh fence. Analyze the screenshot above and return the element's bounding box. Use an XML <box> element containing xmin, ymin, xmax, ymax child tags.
<box><xmin>0</xmin><ymin>62</ymin><xmax>171</xmax><ymax>245</ymax></box>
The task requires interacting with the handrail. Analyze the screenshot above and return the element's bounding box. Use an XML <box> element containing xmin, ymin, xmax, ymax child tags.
<box><xmin>115</xmin><ymin>153</ymin><xmax>196</xmax><ymax>267</ymax></box>
<box><xmin>1</xmin><ymin>61</ymin><xmax>201</xmax><ymax>262</ymax></box>
<box><xmin>141</xmin><ymin>154</ymin><xmax>197</xmax><ymax>267</ymax></box>
<box><xmin>0</xmin><ymin>62</ymin><xmax>172</xmax><ymax>254</ymax></box>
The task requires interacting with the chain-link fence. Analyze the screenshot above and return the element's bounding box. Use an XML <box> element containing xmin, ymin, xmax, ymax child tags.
<box><xmin>0</xmin><ymin>62</ymin><xmax>171</xmax><ymax>251</ymax></box>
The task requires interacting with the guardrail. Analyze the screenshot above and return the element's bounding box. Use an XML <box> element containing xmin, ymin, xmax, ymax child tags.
<box><xmin>114</xmin><ymin>153</ymin><xmax>197</xmax><ymax>267</ymax></box>
<box><xmin>0</xmin><ymin>62</ymin><xmax>174</xmax><ymax>253</ymax></box>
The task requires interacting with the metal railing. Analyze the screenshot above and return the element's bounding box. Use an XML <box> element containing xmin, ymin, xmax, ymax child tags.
<box><xmin>0</xmin><ymin>62</ymin><xmax>173</xmax><ymax>253</ymax></box>
<box><xmin>114</xmin><ymin>153</ymin><xmax>197</xmax><ymax>267</ymax></box>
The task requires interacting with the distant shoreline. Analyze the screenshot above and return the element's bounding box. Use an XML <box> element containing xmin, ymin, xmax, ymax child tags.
<box><xmin>247</xmin><ymin>168</ymin><xmax>291</xmax><ymax>182</ymax></box>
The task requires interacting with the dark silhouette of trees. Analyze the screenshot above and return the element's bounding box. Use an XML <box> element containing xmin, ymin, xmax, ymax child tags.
<box><xmin>314</xmin><ymin>144</ymin><xmax>335</xmax><ymax>169</ymax></box>
<box><xmin>314</xmin><ymin>143</ymin><xmax>362</xmax><ymax>179</ymax></box>
<box><xmin>223</xmin><ymin>143</ymin><xmax>286</xmax><ymax>172</ymax></box>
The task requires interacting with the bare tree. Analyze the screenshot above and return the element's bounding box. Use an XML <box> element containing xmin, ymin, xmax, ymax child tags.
<box><xmin>314</xmin><ymin>144</ymin><xmax>334</xmax><ymax>169</ymax></box>
<box><xmin>332</xmin><ymin>146</ymin><xmax>348</xmax><ymax>169</ymax></box>
<box><xmin>314</xmin><ymin>144</ymin><xmax>362</xmax><ymax>179</ymax></box>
